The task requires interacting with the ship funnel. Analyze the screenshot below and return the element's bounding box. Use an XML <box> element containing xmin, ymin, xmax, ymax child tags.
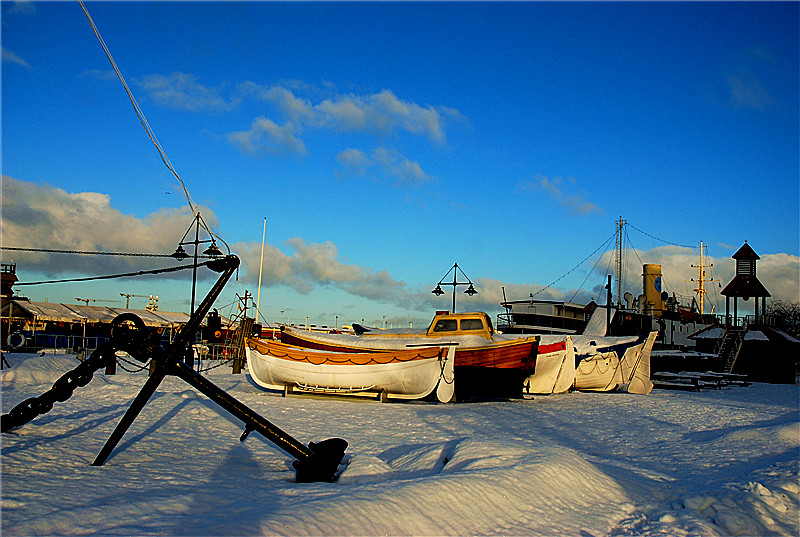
<box><xmin>642</xmin><ymin>264</ymin><xmax>664</xmax><ymax>317</ymax></box>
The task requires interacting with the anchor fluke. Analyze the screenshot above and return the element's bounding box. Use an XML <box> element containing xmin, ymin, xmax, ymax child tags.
<box><xmin>293</xmin><ymin>438</ymin><xmax>348</xmax><ymax>483</ymax></box>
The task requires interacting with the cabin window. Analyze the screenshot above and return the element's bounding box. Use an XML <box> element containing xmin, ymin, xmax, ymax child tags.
<box><xmin>460</xmin><ymin>318</ymin><xmax>484</xmax><ymax>331</ymax></box>
<box><xmin>432</xmin><ymin>319</ymin><xmax>458</xmax><ymax>332</ymax></box>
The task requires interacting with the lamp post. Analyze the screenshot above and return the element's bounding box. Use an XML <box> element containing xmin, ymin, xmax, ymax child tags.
<box><xmin>171</xmin><ymin>212</ymin><xmax>224</xmax><ymax>317</ymax></box>
<box><xmin>431</xmin><ymin>262</ymin><xmax>478</xmax><ymax>313</ymax></box>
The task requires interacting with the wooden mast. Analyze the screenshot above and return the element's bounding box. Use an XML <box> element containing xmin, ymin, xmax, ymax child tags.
<box><xmin>690</xmin><ymin>242</ymin><xmax>716</xmax><ymax>315</ymax></box>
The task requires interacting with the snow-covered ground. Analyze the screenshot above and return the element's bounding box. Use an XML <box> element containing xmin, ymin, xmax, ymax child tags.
<box><xmin>2</xmin><ymin>351</ymin><xmax>798</xmax><ymax>536</ymax></box>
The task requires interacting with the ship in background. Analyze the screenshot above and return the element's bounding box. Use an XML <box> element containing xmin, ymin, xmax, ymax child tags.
<box><xmin>497</xmin><ymin>219</ymin><xmax>799</xmax><ymax>383</ymax></box>
<box><xmin>498</xmin><ymin>261</ymin><xmax>712</xmax><ymax>349</ymax></box>
<box><xmin>498</xmin><ymin>218</ymin><xmax>717</xmax><ymax>348</ymax></box>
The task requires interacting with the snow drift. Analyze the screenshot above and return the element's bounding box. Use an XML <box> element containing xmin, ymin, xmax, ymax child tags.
<box><xmin>2</xmin><ymin>352</ymin><xmax>798</xmax><ymax>536</ymax></box>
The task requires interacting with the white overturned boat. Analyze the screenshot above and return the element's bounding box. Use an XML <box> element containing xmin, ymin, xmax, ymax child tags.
<box><xmin>524</xmin><ymin>331</ymin><xmax>656</xmax><ymax>395</ymax></box>
<box><xmin>524</xmin><ymin>336</ymin><xmax>576</xmax><ymax>395</ymax></box>
<box><xmin>556</xmin><ymin>331</ymin><xmax>657</xmax><ymax>394</ymax></box>
<box><xmin>246</xmin><ymin>338</ymin><xmax>455</xmax><ymax>402</ymax></box>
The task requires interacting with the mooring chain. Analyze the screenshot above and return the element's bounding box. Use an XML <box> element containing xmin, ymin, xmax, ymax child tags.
<box><xmin>1</xmin><ymin>313</ymin><xmax>156</xmax><ymax>434</ymax></box>
<box><xmin>1</xmin><ymin>344</ymin><xmax>116</xmax><ymax>433</ymax></box>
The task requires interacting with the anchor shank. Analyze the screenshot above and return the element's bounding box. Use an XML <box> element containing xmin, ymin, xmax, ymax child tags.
<box><xmin>170</xmin><ymin>360</ymin><xmax>313</xmax><ymax>462</ymax></box>
<box><xmin>92</xmin><ymin>367</ymin><xmax>167</xmax><ymax>466</ymax></box>
<box><xmin>165</xmin><ymin>255</ymin><xmax>240</xmax><ymax>355</ymax></box>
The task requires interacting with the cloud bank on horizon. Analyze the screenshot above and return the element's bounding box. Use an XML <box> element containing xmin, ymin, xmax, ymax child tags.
<box><xmin>3</xmin><ymin>176</ymin><xmax>797</xmax><ymax>323</ymax></box>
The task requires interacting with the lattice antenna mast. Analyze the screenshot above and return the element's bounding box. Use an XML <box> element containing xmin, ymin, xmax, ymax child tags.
<box><xmin>615</xmin><ymin>217</ymin><xmax>626</xmax><ymax>307</ymax></box>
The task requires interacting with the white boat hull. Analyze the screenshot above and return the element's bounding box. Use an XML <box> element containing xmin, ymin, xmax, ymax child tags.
<box><xmin>246</xmin><ymin>341</ymin><xmax>455</xmax><ymax>402</ymax></box>
<box><xmin>524</xmin><ymin>336</ymin><xmax>575</xmax><ymax>395</ymax></box>
<box><xmin>572</xmin><ymin>331</ymin><xmax>656</xmax><ymax>394</ymax></box>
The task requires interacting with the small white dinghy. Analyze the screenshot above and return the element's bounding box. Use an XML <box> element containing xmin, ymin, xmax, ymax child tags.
<box><xmin>246</xmin><ymin>338</ymin><xmax>456</xmax><ymax>402</ymax></box>
<box><xmin>524</xmin><ymin>336</ymin><xmax>575</xmax><ymax>395</ymax></box>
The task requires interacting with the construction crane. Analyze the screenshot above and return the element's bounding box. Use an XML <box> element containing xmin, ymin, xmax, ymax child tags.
<box><xmin>75</xmin><ymin>298</ymin><xmax>118</xmax><ymax>306</ymax></box>
<box><xmin>120</xmin><ymin>293</ymin><xmax>159</xmax><ymax>311</ymax></box>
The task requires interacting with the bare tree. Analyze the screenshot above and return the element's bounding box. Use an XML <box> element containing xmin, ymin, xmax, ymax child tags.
<box><xmin>766</xmin><ymin>299</ymin><xmax>800</xmax><ymax>339</ymax></box>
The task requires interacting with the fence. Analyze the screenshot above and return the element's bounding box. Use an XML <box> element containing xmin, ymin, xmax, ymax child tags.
<box><xmin>5</xmin><ymin>332</ymin><xmax>109</xmax><ymax>354</ymax></box>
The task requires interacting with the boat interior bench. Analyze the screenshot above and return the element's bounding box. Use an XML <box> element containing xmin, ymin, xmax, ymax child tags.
<box><xmin>283</xmin><ymin>383</ymin><xmax>390</xmax><ymax>402</ymax></box>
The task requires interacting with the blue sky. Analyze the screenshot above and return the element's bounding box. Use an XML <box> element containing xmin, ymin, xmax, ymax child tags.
<box><xmin>2</xmin><ymin>1</ymin><xmax>798</xmax><ymax>327</ymax></box>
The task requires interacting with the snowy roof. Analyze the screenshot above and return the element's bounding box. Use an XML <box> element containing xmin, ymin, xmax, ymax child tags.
<box><xmin>1</xmin><ymin>299</ymin><xmax>207</xmax><ymax>327</ymax></box>
<box><xmin>690</xmin><ymin>326</ymin><xmax>725</xmax><ymax>340</ymax></box>
<box><xmin>773</xmin><ymin>328</ymin><xmax>800</xmax><ymax>344</ymax></box>
<box><xmin>744</xmin><ymin>330</ymin><xmax>770</xmax><ymax>341</ymax></box>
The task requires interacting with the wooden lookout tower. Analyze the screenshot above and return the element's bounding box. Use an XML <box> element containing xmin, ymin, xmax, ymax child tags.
<box><xmin>720</xmin><ymin>242</ymin><xmax>770</xmax><ymax>327</ymax></box>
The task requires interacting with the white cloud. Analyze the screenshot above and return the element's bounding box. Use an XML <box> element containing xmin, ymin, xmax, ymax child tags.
<box><xmin>336</xmin><ymin>148</ymin><xmax>368</xmax><ymax>171</ymax></box>
<box><xmin>255</xmin><ymin>85</ymin><xmax>451</xmax><ymax>141</ymax></box>
<box><xmin>754</xmin><ymin>253</ymin><xmax>800</xmax><ymax>306</ymax></box>
<box><xmin>129</xmin><ymin>75</ymin><xmax>461</xmax><ymax>173</ymax></box>
<box><xmin>227</xmin><ymin>117</ymin><xmax>307</xmax><ymax>156</ymax></box>
<box><xmin>137</xmin><ymin>72</ymin><xmax>237</xmax><ymax>112</ymax></box>
<box><xmin>232</xmin><ymin>236</ymin><xmax>413</xmax><ymax>305</ymax></box>
<box><xmin>0</xmin><ymin>176</ymin><xmax>216</xmax><ymax>278</ymax></box>
<box><xmin>6</xmin><ymin>1</ymin><xmax>36</xmax><ymax>15</ymax></box>
<box><xmin>316</xmin><ymin>89</ymin><xmax>447</xmax><ymax>141</ymax></box>
<box><xmin>232</xmin><ymin>82</ymin><xmax>464</xmax><ymax>158</ymax></box>
<box><xmin>336</xmin><ymin>147</ymin><xmax>433</xmax><ymax>188</ymax></box>
<box><xmin>727</xmin><ymin>74</ymin><xmax>773</xmax><ymax>110</ymax></box>
<box><xmin>592</xmin><ymin>245</ymin><xmax>799</xmax><ymax>314</ymax></box>
<box><xmin>721</xmin><ymin>46</ymin><xmax>780</xmax><ymax>110</ymax></box>
<box><xmin>520</xmin><ymin>175</ymin><xmax>603</xmax><ymax>216</ymax></box>
<box><xmin>8</xmin><ymin>177</ymin><xmax>794</xmax><ymax>319</ymax></box>
<box><xmin>240</xmin><ymin>83</ymin><xmax>316</xmax><ymax>123</ymax></box>
<box><xmin>2</xmin><ymin>47</ymin><xmax>32</xmax><ymax>69</ymax></box>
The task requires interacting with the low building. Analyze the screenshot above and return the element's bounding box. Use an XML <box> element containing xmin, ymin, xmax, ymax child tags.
<box><xmin>1</xmin><ymin>298</ymin><xmax>229</xmax><ymax>352</ymax></box>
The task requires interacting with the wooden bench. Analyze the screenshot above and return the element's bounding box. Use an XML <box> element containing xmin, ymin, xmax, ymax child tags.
<box><xmin>651</xmin><ymin>371</ymin><xmax>751</xmax><ymax>391</ymax></box>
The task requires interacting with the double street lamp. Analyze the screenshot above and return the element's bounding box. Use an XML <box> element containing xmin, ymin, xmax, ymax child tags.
<box><xmin>431</xmin><ymin>262</ymin><xmax>477</xmax><ymax>313</ymax></box>
<box><xmin>171</xmin><ymin>212</ymin><xmax>224</xmax><ymax>316</ymax></box>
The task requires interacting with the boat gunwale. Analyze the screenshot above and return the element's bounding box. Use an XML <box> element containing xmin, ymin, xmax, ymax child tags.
<box><xmin>248</xmin><ymin>337</ymin><xmax>445</xmax><ymax>366</ymax></box>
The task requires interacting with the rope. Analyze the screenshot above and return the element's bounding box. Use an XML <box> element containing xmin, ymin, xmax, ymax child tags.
<box><xmin>260</xmin><ymin>348</ymin><xmax>439</xmax><ymax>366</ymax></box>
<box><xmin>532</xmin><ymin>231</ymin><xmax>617</xmax><ymax>299</ymax></box>
<box><xmin>438</xmin><ymin>352</ymin><xmax>455</xmax><ymax>384</ymax></box>
<box><xmin>626</xmin><ymin>222</ymin><xmax>695</xmax><ymax>249</ymax></box>
<box><xmin>568</xmin><ymin>234</ymin><xmax>615</xmax><ymax>303</ymax></box>
<box><xmin>15</xmin><ymin>259</ymin><xmax>217</xmax><ymax>286</ymax></box>
<box><xmin>115</xmin><ymin>355</ymin><xmax>151</xmax><ymax>373</ymax></box>
<box><xmin>78</xmin><ymin>3</ymin><xmax>231</xmax><ymax>257</ymax></box>
<box><xmin>197</xmin><ymin>358</ymin><xmax>235</xmax><ymax>373</ymax></box>
<box><xmin>623</xmin><ymin>227</ymin><xmax>646</xmax><ymax>296</ymax></box>
<box><xmin>2</xmin><ymin>246</ymin><xmax>174</xmax><ymax>257</ymax></box>
<box><xmin>78</xmin><ymin>1</ymin><xmax>195</xmax><ymax>213</ymax></box>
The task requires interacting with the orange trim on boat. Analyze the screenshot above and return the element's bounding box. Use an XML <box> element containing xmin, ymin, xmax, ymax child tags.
<box><xmin>248</xmin><ymin>338</ymin><xmax>444</xmax><ymax>366</ymax></box>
